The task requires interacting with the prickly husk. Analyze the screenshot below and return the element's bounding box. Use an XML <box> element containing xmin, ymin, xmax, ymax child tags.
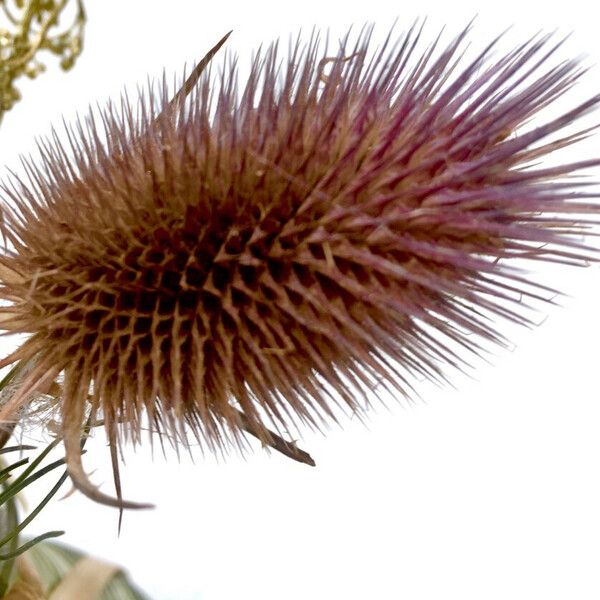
<box><xmin>0</xmin><ymin>25</ymin><xmax>599</xmax><ymax>506</ymax></box>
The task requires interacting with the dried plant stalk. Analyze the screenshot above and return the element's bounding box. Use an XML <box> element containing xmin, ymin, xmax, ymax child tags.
<box><xmin>0</xmin><ymin>0</ymin><xmax>86</xmax><ymax>123</ymax></box>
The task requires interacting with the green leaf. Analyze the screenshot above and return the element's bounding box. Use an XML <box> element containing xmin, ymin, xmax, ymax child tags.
<box><xmin>0</xmin><ymin>457</ymin><xmax>29</xmax><ymax>485</ymax></box>
<box><xmin>25</xmin><ymin>540</ymin><xmax>151</xmax><ymax>600</ymax></box>
<box><xmin>0</xmin><ymin>468</ymin><xmax>69</xmax><ymax>550</ymax></box>
<box><xmin>0</xmin><ymin>445</ymin><xmax>37</xmax><ymax>455</ymax></box>
<box><xmin>0</xmin><ymin>363</ymin><xmax>21</xmax><ymax>392</ymax></box>
<box><xmin>0</xmin><ymin>531</ymin><xmax>64</xmax><ymax>561</ymax></box>
<box><xmin>0</xmin><ymin>444</ymin><xmax>65</xmax><ymax>507</ymax></box>
<box><xmin>0</xmin><ymin>494</ymin><xmax>19</xmax><ymax>595</ymax></box>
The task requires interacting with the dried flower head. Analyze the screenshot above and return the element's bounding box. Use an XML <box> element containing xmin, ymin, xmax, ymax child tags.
<box><xmin>0</xmin><ymin>24</ymin><xmax>598</xmax><ymax>508</ymax></box>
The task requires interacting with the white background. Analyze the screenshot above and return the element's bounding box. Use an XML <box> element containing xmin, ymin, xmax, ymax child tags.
<box><xmin>1</xmin><ymin>1</ymin><xmax>600</xmax><ymax>599</ymax></box>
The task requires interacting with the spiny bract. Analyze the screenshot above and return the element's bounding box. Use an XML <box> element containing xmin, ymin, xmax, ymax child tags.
<box><xmin>0</xmin><ymin>25</ymin><xmax>599</xmax><ymax>507</ymax></box>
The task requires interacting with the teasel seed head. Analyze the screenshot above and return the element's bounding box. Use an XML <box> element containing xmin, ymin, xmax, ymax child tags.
<box><xmin>0</xmin><ymin>24</ymin><xmax>599</xmax><ymax>508</ymax></box>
